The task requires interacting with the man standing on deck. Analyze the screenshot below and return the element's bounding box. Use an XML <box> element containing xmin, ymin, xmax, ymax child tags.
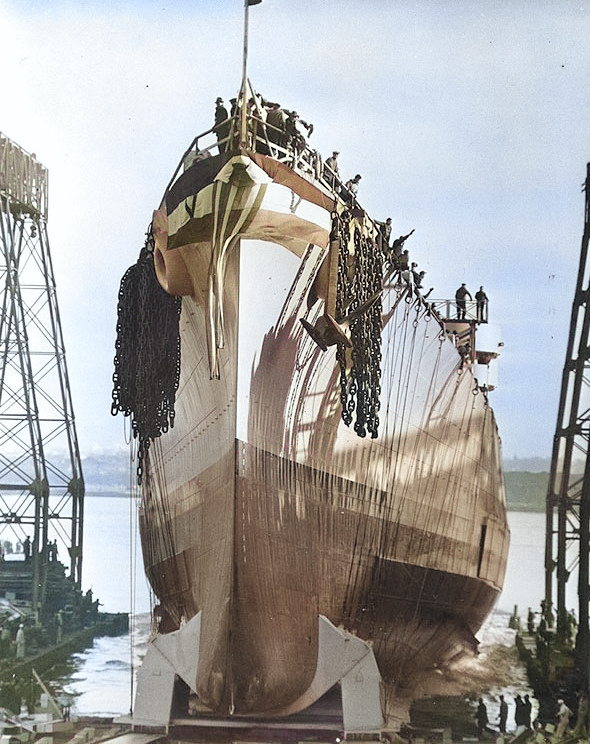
<box><xmin>475</xmin><ymin>285</ymin><xmax>489</xmax><ymax>322</ymax></box>
<box><xmin>377</xmin><ymin>217</ymin><xmax>392</xmax><ymax>249</ymax></box>
<box><xmin>286</xmin><ymin>110</ymin><xmax>312</xmax><ymax>154</ymax></box>
<box><xmin>398</xmin><ymin>249</ymin><xmax>410</xmax><ymax>271</ymax></box>
<box><xmin>266</xmin><ymin>103</ymin><xmax>287</xmax><ymax>149</ymax></box>
<box><xmin>390</xmin><ymin>229</ymin><xmax>415</xmax><ymax>263</ymax></box>
<box><xmin>455</xmin><ymin>283</ymin><xmax>472</xmax><ymax>320</ymax></box>
<box><xmin>214</xmin><ymin>97</ymin><xmax>230</xmax><ymax>153</ymax></box>
<box><xmin>325</xmin><ymin>151</ymin><xmax>340</xmax><ymax>187</ymax></box>
<box><xmin>344</xmin><ymin>173</ymin><xmax>361</xmax><ymax>202</ymax></box>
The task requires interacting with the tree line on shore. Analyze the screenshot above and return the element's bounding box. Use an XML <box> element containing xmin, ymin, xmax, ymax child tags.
<box><xmin>67</xmin><ymin>451</ymin><xmax>555</xmax><ymax>511</ymax></box>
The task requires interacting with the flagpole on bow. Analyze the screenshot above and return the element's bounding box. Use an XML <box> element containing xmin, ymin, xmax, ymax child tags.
<box><xmin>239</xmin><ymin>0</ymin><xmax>261</xmax><ymax>150</ymax></box>
<box><xmin>239</xmin><ymin>0</ymin><xmax>250</xmax><ymax>150</ymax></box>
<box><xmin>242</xmin><ymin>0</ymin><xmax>249</xmax><ymax>92</ymax></box>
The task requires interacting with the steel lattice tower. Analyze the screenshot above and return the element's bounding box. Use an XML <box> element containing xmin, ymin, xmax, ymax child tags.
<box><xmin>0</xmin><ymin>132</ymin><xmax>84</xmax><ymax>617</ymax></box>
<box><xmin>545</xmin><ymin>162</ymin><xmax>590</xmax><ymax>688</ymax></box>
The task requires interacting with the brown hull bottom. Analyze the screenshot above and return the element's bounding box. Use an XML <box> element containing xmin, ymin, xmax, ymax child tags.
<box><xmin>150</xmin><ymin>555</ymin><xmax>498</xmax><ymax>714</ymax></box>
<box><xmin>144</xmin><ymin>443</ymin><xmax>500</xmax><ymax>718</ymax></box>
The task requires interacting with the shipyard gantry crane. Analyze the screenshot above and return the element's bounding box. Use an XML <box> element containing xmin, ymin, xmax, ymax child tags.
<box><xmin>0</xmin><ymin>132</ymin><xmax>84</xmax><ymax>619</ymax></box>
<box><xmin>545</xmin><ymin>162</ymin><xmax>590</xmax><ymax>689</ymax></box>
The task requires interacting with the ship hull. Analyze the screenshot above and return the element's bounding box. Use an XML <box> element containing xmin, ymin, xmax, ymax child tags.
<box><xmin>135</xmin><ymin>152</ymin><xmax>509</xmax><ymax>722</ymax></box>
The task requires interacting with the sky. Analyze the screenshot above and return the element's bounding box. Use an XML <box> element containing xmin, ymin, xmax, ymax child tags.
<box><xmin>1</xmin><ymin>0</ymin><xmax>589</xmax><ymax>463</ymax></box>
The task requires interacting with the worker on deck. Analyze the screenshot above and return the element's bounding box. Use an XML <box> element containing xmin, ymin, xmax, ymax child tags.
<box><xmin>343</xmin><ymin>174</ymin><xmax>361</xmax><ymax>202</ymax></box>
<box><xmin>377</xmin><ymin>217</ymin><xmax>392</xmax><ymax>249</ymax></box>
<box><xmin>455</xmin><ymin>283</ymin><xmax>472</xmax><ymax>320</ymax></box>
<box><xmin>324</xmin><ymin>151</ymin><xmax>340</xmax><ymax>187</ymax></box>
<box><xmin>475</xmin><ymin>285</ymin><xmax>488</xmax><ymax>322</ymax></box>
<box><xmin>214</xmin><ymin>97</ymin><xmax>230</xmax><ymax>153</ymax></box>
<box><xmin>414</xmin><ymin>270</ymin><xmax>426</xmax><ymax>290</ymax></box>
<box><xmin>390</xmin><ymin>229</ymin><xmax>415</xmax><ymax>264</ymax></box>
<box><xmin>266</xmin><ymin>104</ymin><xmax>287</xmax><ymax>149</ymax></box>
<box><xmin>285</xmin><ymin>110</ymin><xmax>312</xmax><ymax>155</ymax></box>
<box><xmin>397</xmin><ymin>249</ymin><xmax>410</xmax><ymax>271</ymax></box>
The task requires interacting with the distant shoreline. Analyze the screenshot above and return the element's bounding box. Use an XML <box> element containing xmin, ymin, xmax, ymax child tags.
<box><xmin>78</xmin><ymin>451</ymin><xmax>553</xmax><ymax>511</ymax></box>
<box><xmin>504</xmin><ymin>471</ymin><xmax>548</xmax><ymax>513</ymax></box>
<box><xmin>84</xmin><ymin>471</ymin><xmax>550</xmax><ymax>513</ymax></box>
<box><xmin>85</xmin><ymin>488</ymin><xmax>131</xmax><ymax>498</ymax></box>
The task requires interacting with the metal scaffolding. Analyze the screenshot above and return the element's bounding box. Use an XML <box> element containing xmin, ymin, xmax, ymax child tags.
<box><xmin>0</xmin><ymin>132</ymin><xmax>84</xmax><ymax>617</ymax></box>
<box><xmin>545</xmin><ymin>162</ymin><xmax>590</xmax><ymax>688</ymax></box>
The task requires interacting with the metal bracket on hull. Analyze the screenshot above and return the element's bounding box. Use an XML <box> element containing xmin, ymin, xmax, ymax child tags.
<box><xmin>131</xmin><ymin>612</ymin><xmax>202</xmax><ymax>728</ymax></box>
<box><xmin>278</xmin><ymin>615</ymin><xmax>384</xmax><ymax>736</ymax></box>
<box><xmin>129</xmin><ymin>612</ymin><xmax>383</xmax><ymax>736</ymax></box>
<box><xmin>325</xmin><ymin>618</ymin><xmax>384</xmax><ymax>736</ymax></box>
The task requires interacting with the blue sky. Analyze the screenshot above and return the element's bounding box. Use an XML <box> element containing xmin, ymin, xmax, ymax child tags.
<box><xmin>1</xmin><ymin>0</ymin><xmax>589</xmax><ymax>461</ymax></box>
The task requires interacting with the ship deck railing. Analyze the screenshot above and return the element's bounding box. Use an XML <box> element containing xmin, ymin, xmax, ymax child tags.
<box><xmin>170</xmin><ymin>110</ymin><xmax>362</xmax><ymax>213</ymax></box>
<box><xmin>429</xmin><ymin>299</ymin><xmax>487</xmax><ymax>324</ymax></box>
<box><xmin>168</xmin><ymin>103</ymin><xmax>445</xmax><ymax>323</ymax></box>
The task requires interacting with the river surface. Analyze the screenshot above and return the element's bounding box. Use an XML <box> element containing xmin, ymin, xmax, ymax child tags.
<box><xmin>60</xmin><ymin>499</ymin><xmax>567</xmax><ymax>718</ymax></box>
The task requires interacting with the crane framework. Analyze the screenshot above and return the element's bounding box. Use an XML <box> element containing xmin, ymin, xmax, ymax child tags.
<box><xmin>545</xmin><ymin>162</ymin><xmax>590</xmax><ymax>687</ymax></box>
<box><xmin>0</xmin><ymin>132</ymin><xmax>84</xmax><ymax>615</ymax></box>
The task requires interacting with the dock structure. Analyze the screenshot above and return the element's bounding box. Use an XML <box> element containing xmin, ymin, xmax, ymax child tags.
<box><xmin>545</xmin><ymin>162</ymin><xmax>590</xmax><ymax>691</ymax></box>
<box><xmin>0</xmin><ymin>132</ymin><xmax>84</xmax><ymax>618</ymax></box>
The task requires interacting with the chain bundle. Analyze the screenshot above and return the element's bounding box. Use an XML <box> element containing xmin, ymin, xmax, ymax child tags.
<box><xmin>334</xmin><ymin>211</ymin><xmax>383</xmax><ymax>438</ymax></box>
<box><xmin>111</xmin><ymin>232</ymin><xmax>182</xmax><ymax>482</ymax></box>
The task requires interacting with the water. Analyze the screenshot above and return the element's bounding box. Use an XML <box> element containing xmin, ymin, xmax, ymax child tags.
<box><xmin>64</xmin><ymin>503</ymin><xmax>556</xmax><ymax>716</ymax></box>
<box><xmin>81</xmin><ymin>494</ymin><xmax>151</xmax><ymax>616</ymax></box>
<box><xmin>63</xmin><ymin>614</ymin><xmax>151</xmax><ymax>717</ymax></box>
<box><xmin>56</xmin><ymin>495</ymin><xmax>150</xmax><ymax>715</ymax></box>
<box><xmin>501</xmin><ymin>511</ymin><xmax>578</xmax><ymax>616</ymax></box>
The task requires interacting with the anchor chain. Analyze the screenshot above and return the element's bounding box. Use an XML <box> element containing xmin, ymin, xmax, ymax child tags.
<box><xmin>333</xmin><ymin>211</ymin><xmax>383</xmax><ymax>439</ymax></box>
<box><xmin>334</xmin><ymin>210</ymin><xmax>352</xmax><ymax>426</ymax></box>
<box><xmin>111</xmin><ymin>228</ymin><xmax>182</xmax><ymax>483</ymax></box>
